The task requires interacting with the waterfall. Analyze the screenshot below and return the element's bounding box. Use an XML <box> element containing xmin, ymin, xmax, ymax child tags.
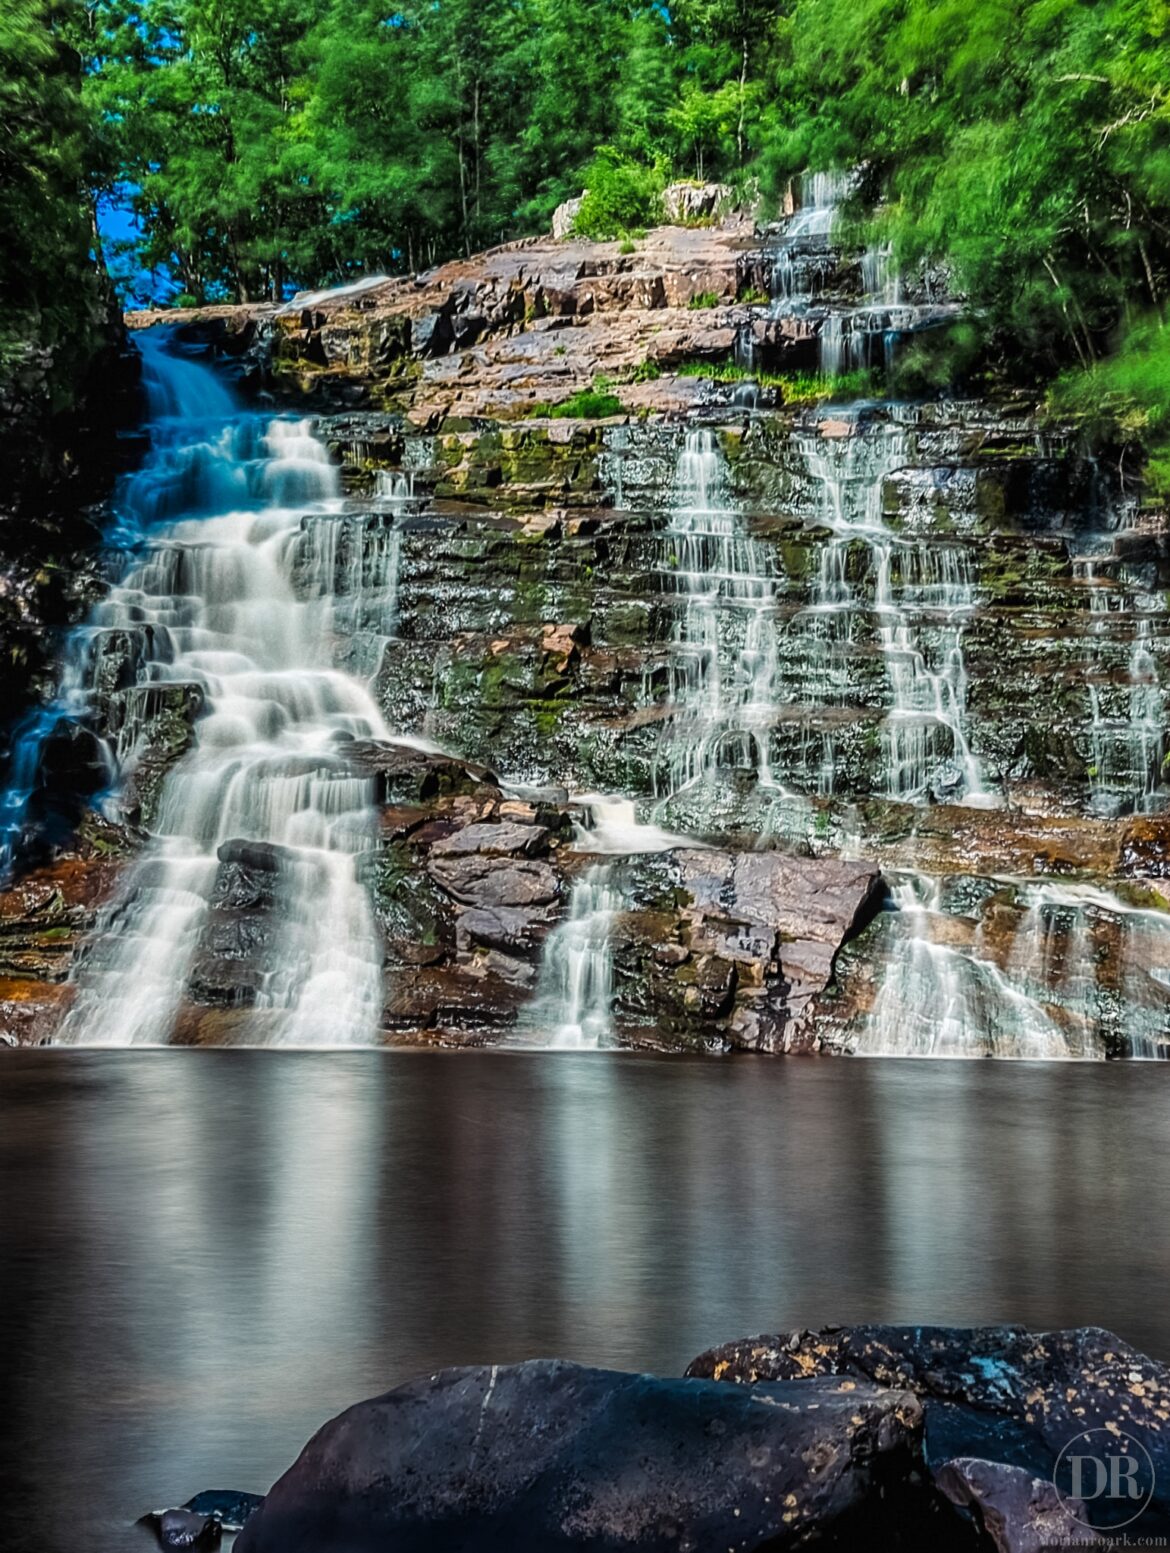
<box><xmin>859</xmin><ymin>876</ymin><xmax>1094</xmax><ymax>1059</ymax></box>
<box><xmin>1008</xmin><ymin>882</ymin><xmax>1170</xmax><ymax>1058</ymax></box>
<box><xmin>856</xmin><ymin>875</ymin><xmax>1170</xmax><ymax>1059</ymax></box>
<box><xmin>47</xmin><ymin>329</ymin><xmax>408</xmax><ymax>1046</ymax></box>
<box><xmin>1075</xmin><ymin>552</ymin><xmax>1167</xmax><ymax>813</ymax></box>
<box><xmin>786</xmin><ymin>171</ymin><xmax>853</xmax><ymax>239</ymax></box>
<box><xmin>531</xmin><ymin>866</ymin><xmax>622</xmax><ymax>1049</ymax></box>
<box><xmin>522</xmin><ymin>795</ymin><xmax>693</xmax><ymax>1048</ymax></box>
<box><xmin>762</xmin><ymin>168</ymin><xmax>952</xmax><ymax>380</ymax></box>
<box><xmin>791</xmin><ymin>421</ymin><xmax>991</xmax><ymax>806</ymax></box>
<box><xmin>573</xmin><ymin>793</ymin><xmax>691</xmax><ymax>854</ymax></box>
<box><xmin>653</xmin><ymin>429</ymin><xmax>781</xmax><ymax>803</ymax></box>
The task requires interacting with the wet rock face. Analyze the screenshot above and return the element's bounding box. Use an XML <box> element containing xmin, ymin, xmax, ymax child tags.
<box><xmin>0</xmin><ymin>300</ymin><xmax>141</xmax><ymax>733</ymax></box>
<box><xmin>688</xmin><ymin>1324</ymin><xmax>1170</xmax><ymax>1538</ymax></box>
<box><xmin>0</xmin><ymin>843</ymin><xmax>127</xmax><ymax>1042</ymax></box>
<box><xmin>613</xmin><ymin>849</ymin><xmax>882</xmax><ymax>1051</ymax></box>
<box><xmin>233</xmin><ymin>1360</ymin><xmax>940</xmax><ymax>1553</ymax></box>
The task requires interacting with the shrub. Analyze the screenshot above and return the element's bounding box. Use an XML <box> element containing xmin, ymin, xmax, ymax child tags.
<box><xmin>573</xmin><ymin>149</ymin><xmax>665</xmax><ymax>240</ymax></box>
<box><xmin>548</xmin><ymin>388</ymin><xmax>625</xmax><ymax>418</ymax></box>
<box><xmin>687</xmin><ymin>291</ymin><xmax>723</xmax><ymax>310</ymax></box>
<box><xmin>675</xmin><ymin>360</ymin><xmax>880</xmax><ymax>404</ymax></box>
<box><xmin>1048</xmin><ymin>315</ymin><xmax>1170</xmax><ymax>501</ymax></box>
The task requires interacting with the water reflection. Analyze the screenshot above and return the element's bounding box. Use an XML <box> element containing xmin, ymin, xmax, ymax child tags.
<box><xmin>1</xmin><ymin>1051</ymin><xmax>1168</xmax><ymax>1553</ymax></box>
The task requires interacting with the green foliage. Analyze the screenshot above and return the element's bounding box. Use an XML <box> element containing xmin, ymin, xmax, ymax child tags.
<box><xmin>573</xmin><ymin>149</ymin><xmax>665</xmax><ymax>239</ymax></box>
<box><xmin>677</xmin><ymin>360</ymin><xmax>880</xmax><ymax>404</ymax></box>
<box><xmin>529</xmin><ymin>376</ymin><xmax>627</xmax><ymax>417</ymax></box>
<box><xmin>758</xmin><ymin>0</ymin><xmax>1170</xmax><ymax>382</ymax></box>
<box><xmin>687</xmin><ymin>291</ymin><xmax>723</xmax><ymax>310</ymax></box>
<box><xmin>618</xmin><ymin>237</ymin><xmax>637</xmax><ymax>255</ymax></box>
<box><xmin>76</xmin><ymin>0</ymin><xmax>784</xmax><ymax>300</ymax></box>
<box><xmin>631</xmin><ymin>359</ymin><xmax>662</xmax><ymax>382</ymax></box>
<box><xmin>0</xmin><ymin>0</ymin><xmax>103</xmax><ymax>398</ymax></box>
<box><xmin>1049</xmin><ymin>318</ymin><xmax>1170</xmax><ymax>498</ymax></box>
<box><xmin>550</xmin><ymin>389</ymin><xmax>627</xmax><ymax>418</ymax></box>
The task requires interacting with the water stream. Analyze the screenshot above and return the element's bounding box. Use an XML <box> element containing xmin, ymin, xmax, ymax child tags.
<box><xmin>653</xmin><ymin>429</ymin><xmax>782</xmax><ymax>805</ymax></box>
<box><xmin>49</xmin><ymin>333</ymin><xmax>412</xmax><ymax>1046</ymax></box>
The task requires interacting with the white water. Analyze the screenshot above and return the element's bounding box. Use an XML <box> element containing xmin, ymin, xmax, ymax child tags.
<box><xmin>861</xmin><ymin>876</ymin><xmax>1090</xmax><ymax>1059</ymax></box>
<box><xmin>57</xmin><ymin>331</ymin><xmax>407</xmax><ymax>1046</ymax></box>
<box><xmin>1074</xmin><ymin>553</ymin><xmax>1166</xmax><ymax>812</ymax></box>
<box><xmin>277</xmin><ymin>275</ymin><xmax>391</xmax><ymax>314</ymax></box>
<box><xmin>573</xmin><ymin>794</ymin><xmax>692</xmax><ymax>855</ymax></box>
<box><xmin>764</xmin><ymin>169</ymin><xmax>950</xmax><ymax>380</ymax></box>
<box><xmin>793</xmin><ymin>421</ymin><xmax>992</xmax><ymax>805</ymax></box>
<box><xmin>530</xmin><ymin>866</ymin><xmax>622</xmax><ymax>1049</ymax></box>
<box><xmin>860</xmin><ymin>874</ymin><xmax>1170</xmax><ymax>1059</ymax></box>
<box><xmin>653</xmin><ymin>429</ymin><xmax>783</xmax><ymax>802</ymax></box>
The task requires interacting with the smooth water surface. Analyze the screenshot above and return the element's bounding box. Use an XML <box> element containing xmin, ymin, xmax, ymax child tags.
<box><xmin>2</xmin><ymin>1051</ymin><xmax>1168</xmax><ymax>1551</ymax></box>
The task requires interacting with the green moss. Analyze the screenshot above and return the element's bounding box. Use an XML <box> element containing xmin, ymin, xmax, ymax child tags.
<box><xmin>676</xmin><ymin>359</ymin><xmax>879</xmax><ymax>403</ymax></box>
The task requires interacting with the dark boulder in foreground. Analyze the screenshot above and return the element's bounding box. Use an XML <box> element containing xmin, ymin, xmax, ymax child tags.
<box><xmin>932</xmin><ymin>1458</ymin><xmax>1086</xmax><ymax>1553</ymax></box>
<box><xmin>688</xmin><ymin>1325</ymin><xmax>1170</xmax><ymax>1538</ymax></box>
<box><xmin>233</xmin><ymin>1358</ymin><xmax>948</xmax><ymax>1552</ymax></box>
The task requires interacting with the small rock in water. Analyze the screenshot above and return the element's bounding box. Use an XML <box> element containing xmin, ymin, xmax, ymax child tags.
<box><xmin>184</xmin><ymin>1490</ymin><xmax>265</xmax><ymax>1531</ymax></box>
<box><xmin>143</xmin><ymin>1490</ymin><xmax>263</xmax><ymax>1547</ymax></box>
<box><xmin>143</xmin><ymin>1508</ymin><xmax>221</xmax><ymax>1549</ymax></box>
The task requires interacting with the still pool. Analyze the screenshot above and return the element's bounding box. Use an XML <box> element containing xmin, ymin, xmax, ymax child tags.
<box><xmin>2</xmin><ymin>1050</ymin><xmax>1167</xmax><ymax>1551</ymax></box>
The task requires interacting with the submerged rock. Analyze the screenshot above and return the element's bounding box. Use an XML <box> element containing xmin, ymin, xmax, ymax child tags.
<box><xmin>233</xmin><ymin>1359</ymin><xmax>937</xmax><ymax>1553</ymax></box>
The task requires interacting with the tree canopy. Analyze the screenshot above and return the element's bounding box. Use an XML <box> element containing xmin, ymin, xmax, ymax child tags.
<box><xmin>8</xmin><ymin>0</ymin><xmax>1170</xmax><ymax>468</ymax></box>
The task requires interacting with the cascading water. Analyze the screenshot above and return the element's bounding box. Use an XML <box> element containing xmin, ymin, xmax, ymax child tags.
<box><xmin>652</xmin><ymin>429</ymin><xmax>782</xmax><ymax>808</ymax></box>
<box><xmin>856</xmin><ymin>875</ymin><xmax>1170</xmax><ymax>1059</ymax></box>
<box><xmin>44</xmin><ymin>330</ymin><xmax>412</xmax><ymax>1046</ymax></box>
<box><xmin>762</xmin><ymin>169</ymin><xmax>957</xmax><ymax>380</ymax></box>
<box><xmin>522</xmin><ymin>795</ymin><xmax>692</xmax><ymax>1049</ymax></box>
<box><xmin>531</xmin><ymin>865</ymin><xmax>622</xmax><ymax>1049</ymax></box>
<box><xmin>858</xmin><ymin>876</ymin><xmax>1093</xmax><ymax>1059</ymax></box>
<box><xmin>1074</xmin><ymin>551</ymin><xmax>1167</xmax><ymax>813</ymax></box>
<box><xmin>789</xmin><ymin>419</ymin><xmax>991</xmax><ymax>806</ymax></box>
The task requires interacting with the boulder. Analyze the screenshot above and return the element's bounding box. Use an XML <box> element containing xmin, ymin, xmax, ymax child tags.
<box><xmin>662</xmin><ymin>181</ymin><xmax>733</xmax><ymax>224</ymax></box>
<box><xmin>428</xmin><ymin>853</ymin><xmax>560</xmax><ymax>909</ymax></box>
<box><xmin>429</xmin><ymin>820</ymin><xmax>550</xmax><ymax>859</ymax></box>
<box><xmin>933</xmin><ymin>1458</ymin><xmax>1087</xmax><ymax>1553</ymax></box>
<box><xmin>454</xmin><ymin>904</ymin><xmax>549</xmax><ymax>954</ymax></box>
<box><xmin>343</xmin><ymin>739</ymin><xmax>498</xmax><ymax>803</ymax></box>
<box><xmin>234</xmin><ymin>1360</ymin><xmax>934</xmax><ymax>1553</ymax></box>
<box><xmin>615</xmin><ymin>849</ymin><xmax>882</xmax><ymax>1051</ymax></box>
<box><xmin>688</xmin><ymin>1325</ymin><xmax>1170</xmax><ymax>1536</ymax></box>
<box><xmin>551</xmin><ymin>197</ymin><xmax>584</xmax><ymax>239</ymax></box>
